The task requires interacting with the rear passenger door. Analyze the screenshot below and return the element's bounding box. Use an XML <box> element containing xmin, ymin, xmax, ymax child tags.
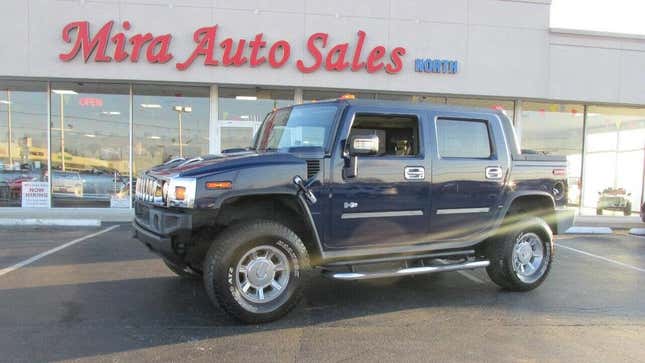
<box><xmin>428</xmin><ymin>111</ymin><xmax>510</xmax><ymax>242</ymax></box>
<box><xmin>326</xmin><ymin>108</ymin><xmax>431</xmax><ymax>249</ymax></box>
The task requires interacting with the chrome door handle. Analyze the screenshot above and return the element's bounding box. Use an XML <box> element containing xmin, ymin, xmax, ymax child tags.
<box><xmin>404</xmin><ymin>166</ymin><xmax>425</xmax><ymax>180</ymax></box>
<box><xmin>485</xmin><ymin>166</ymin><xmax>503</xmax><ymax>180</ymax></box>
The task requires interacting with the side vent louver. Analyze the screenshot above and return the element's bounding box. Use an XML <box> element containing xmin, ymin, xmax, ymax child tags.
<box><xmin>306</xmin><ymin>160</ymin><xmax>321</xmax><ymax>179</ymax></box>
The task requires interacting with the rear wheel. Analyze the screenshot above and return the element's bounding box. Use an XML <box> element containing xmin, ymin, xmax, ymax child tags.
<box><xmin>203</xmin><ymin>220</ymin><xmax>310</xmax><ymax>324</ymax></box>
<box><xmin>486</xmin><ymin>217</ymin><xmax>553</xmax><ymax>291</ymax></box>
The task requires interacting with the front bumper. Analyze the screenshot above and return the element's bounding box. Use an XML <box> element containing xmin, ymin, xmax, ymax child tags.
<box><xmin>132</xmin><ymin>220</ymin><xmax>178</xmax><ymax>262</ymax></box>
<box><xmin>132</xmin><ymin>200</ymin><xmax>192</xmax><ymax>263</ymax></box>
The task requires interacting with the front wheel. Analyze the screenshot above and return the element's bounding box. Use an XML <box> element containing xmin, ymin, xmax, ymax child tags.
<box><xmin>203</xmin><ymin>220</ymin><xmax>310</xmax><ymax>324</ymax></box>
<box><xmin>486</xmin><ymin>217</ymin><xmax>554</xmax><ymax>291</ymax></box>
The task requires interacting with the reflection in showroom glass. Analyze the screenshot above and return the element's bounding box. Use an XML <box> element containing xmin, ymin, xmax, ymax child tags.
<box><xmin>50</xmin><ymin>82</ymin><xmax>130</xmax><ymax>208</ymax></box>
<box><xmin>0</xmin><ymin>81</ymin><xmax>49</xmax><ymax>207</ymax></box>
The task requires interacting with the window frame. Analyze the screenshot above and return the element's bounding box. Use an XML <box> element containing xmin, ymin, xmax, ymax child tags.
<box><xmin>344</xmin><ymin>111</ymin><xmax>424</xmax><ymax>160</ymax></box>
<box><xmin>434</xmin><ymin>117</ymin><xmax>495</xmax><ymax>160</ymax></box>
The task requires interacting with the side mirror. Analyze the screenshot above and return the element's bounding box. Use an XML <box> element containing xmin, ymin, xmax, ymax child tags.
<box><xmin>349</xmin><ymin>134</ymin><xmax>380</xmax><ymax>156</ymax></box>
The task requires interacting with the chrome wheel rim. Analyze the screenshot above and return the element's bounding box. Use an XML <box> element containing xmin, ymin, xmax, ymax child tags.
<box><xmin>235</xmin><ymin>245</ymin><xmax>290</xmax><ymax>304</ymax></box>
<box><xmin>511</xmin><ymin>232</ymin><xmax>548</xmax><ymax>283</ymax></box>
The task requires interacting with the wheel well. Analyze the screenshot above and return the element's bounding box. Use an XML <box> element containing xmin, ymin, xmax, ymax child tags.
<box><xmin>201</xmin><ymin>194</ymin><xmax>321</xmax><ymax>263</ymax></box>
<box><xmin>505</xmin><ymin>195</ymin><xmax>557</xmax><ymax>234</ymax></box>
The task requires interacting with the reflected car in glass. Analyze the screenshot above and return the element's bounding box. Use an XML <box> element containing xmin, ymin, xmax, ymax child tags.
<box><xmin>51</xmin><ymin>171</ymin><xmax>83</xmax><ymax>198</ymax></box>
<box><xmin>0</xmin><ymin>169</ymin><xmax>42</xmax><ymax>206</ymax></box>
<box><xmin>78</xmin><ymin>168</ymin><xmax>127</xmax><ymax>202</ymax></box>
<box><xmin>596</xmin><ymin>187</ymin><xmax>632</xmax><ymax>216</ymax></box>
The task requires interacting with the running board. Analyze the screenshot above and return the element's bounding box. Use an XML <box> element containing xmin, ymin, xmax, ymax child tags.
<box><xmin>324</xmin><ymin>260</ymin><xmax>490</xmax><ymax>281</ymax></box>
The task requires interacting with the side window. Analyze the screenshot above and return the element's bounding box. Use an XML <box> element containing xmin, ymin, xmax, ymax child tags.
<box><xmin>348</xmin><ymin>114</ymin><xmax>420</xmax><ymax>156</ymax></box>
<box><xmin>436</xmin><ymin>118</ymin><xmax>491</xmax><ymax>158</ymax></box>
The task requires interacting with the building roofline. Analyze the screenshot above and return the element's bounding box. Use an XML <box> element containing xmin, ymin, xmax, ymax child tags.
<box><xmin>550</xmin><ymin>27</ymin><xmax>645</xmax><ymax>41</ymax></box>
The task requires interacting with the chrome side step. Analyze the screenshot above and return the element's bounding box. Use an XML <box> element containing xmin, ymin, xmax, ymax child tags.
<box><xmin>323</xmin><ymin>249</ymin><xmax>475</xmax><ymax>267</ymax></box>
<box><xmin>324</xmin><ymin>260</ymin><xmax>490</xmax><ymax>281</ymax></box>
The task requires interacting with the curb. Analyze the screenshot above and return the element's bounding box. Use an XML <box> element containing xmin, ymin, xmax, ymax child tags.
<box><xmin>565</xmin><ymin>226</ymin><xmax>613</xmax><ymax>234</ymax></box>
<box><xmin>629</xmin><ymin>228</ymin><xmax>645</xmax><ymax>236</ymax></box>
<box><xmin>0</xmin><ymin>219</ymin><xmax>101</xmax><ymax>227</ymax></box>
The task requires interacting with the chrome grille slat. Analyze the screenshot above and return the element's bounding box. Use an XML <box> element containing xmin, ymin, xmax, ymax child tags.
<box><xmin>136</xmin><ymin>175</ymin><xmax>165</xmax><ymax>206</ymax></box>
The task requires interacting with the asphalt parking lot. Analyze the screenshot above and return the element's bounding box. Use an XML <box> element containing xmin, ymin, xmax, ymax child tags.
<box><xmin>0</xmin><ymin>224</ymin><xmax>644</xmax><ymax>362</ymax></box>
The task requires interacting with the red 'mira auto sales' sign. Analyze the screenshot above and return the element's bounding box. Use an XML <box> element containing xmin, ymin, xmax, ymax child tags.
<box><xmin>59</xmin><ymin>21</ymin><xmax>407</xmax><ymax>74</ymax></box>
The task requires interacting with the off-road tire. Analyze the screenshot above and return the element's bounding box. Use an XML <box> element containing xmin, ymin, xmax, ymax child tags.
<box><xmin>163</xmin><ymin>258</ymin><xmax>202</xmax><ymax>279</ymax></box>
<box><xmin>203</xmin><ymin>220</ymin><xmax>310</xmax><ymax>324</ymax></box>
<box><xmin>486</xmin><ymin>217</ymin><xmax>554</xmax><ymax>291</ymax></box>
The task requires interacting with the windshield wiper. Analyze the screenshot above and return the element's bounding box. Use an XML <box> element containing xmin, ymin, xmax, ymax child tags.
<box><xmin>258</xmin><ymin>147</ymin><xmax>280</xmax><ymax>152</ymax></box>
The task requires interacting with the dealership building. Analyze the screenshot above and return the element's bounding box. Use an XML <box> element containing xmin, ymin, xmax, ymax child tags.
<box><xmin>0</xmin><ymin>0</ymin><xmax>644</xmax><ymax>221</ymax></box>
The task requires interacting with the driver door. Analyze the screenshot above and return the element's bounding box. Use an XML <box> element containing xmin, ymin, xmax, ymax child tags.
<box><xmin>326</xmin><ymin>109</ymin><xmax>431</xmax><ymax>249</ymax></box>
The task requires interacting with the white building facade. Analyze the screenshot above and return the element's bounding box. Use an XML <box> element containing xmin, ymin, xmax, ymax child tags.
<box><xmin>0</xmin><ymin>0</ymin><xmax>644</xmax><ymax>218</ymax></box>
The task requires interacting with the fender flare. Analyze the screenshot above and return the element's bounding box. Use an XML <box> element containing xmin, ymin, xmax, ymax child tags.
<box><xmin>214</xmin><ymin>190</ymin><xmax>325</xmax><ymax>260</ymax></box>
<box><xmin>493</xmin><ymin>191</ymin><xmax>557</xmax><ymax>234</ymax></box>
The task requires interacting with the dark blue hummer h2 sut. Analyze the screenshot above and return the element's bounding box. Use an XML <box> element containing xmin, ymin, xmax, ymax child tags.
<box><xmin>133</xmin><ymin>99</ymin><xmax>568</xmax><ymax>323</ymax></box>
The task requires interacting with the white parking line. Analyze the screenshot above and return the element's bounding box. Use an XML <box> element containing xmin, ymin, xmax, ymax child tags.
<box><xmin>0</xmin><ymin>225</ymin><xmax>120</xmax><ymax>277</ymax></box>
<box><xmin>556</xmin><ymin>243</ymin><xmax>645</xmax><ymax>273</ymax></box>
<box><xmin>437</xmin><ymin>259</ymin><xmax>485</xmax><ymax>284</ymax></box>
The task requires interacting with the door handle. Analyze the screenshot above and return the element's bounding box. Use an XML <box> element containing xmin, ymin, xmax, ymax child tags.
<box><xmin>485</xmin><ymin>166</ymin><xmax>503</xmax><ymax>180</ymax></box>
<box><xmin>404</xmin><ymin>166</ymin><xmax>425</xmax><ymax>180</ymax></box>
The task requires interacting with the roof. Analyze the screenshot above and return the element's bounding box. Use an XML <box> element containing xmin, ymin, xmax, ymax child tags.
<box><xmin>296</xmin><ymin>98</ymin><xmax>508</xmax><ymax>118</ymax></box>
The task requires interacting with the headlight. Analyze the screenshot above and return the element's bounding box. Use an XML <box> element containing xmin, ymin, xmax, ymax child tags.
<box><xmin>167</xmin><ymin>177</ymin><xmax>196</xmax><ymax>208</ymax></box>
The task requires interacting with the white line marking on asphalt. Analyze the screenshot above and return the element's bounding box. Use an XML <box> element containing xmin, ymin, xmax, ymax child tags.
<box><xmin>556</xmin><ymin>243</ymin><xmax>645</xmax><ymax>273</ymax></box>
<box><xmin>0</xmin><ymin>225</ymin><xmax>120</xmax><ymax>277</ymax></box>
<box><xmin>437</xmin><ymin>259</ymin><xmax>485</xmax><ymax>284</ymax></box>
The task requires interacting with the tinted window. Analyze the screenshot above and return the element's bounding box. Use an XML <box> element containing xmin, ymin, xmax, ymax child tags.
<box><xmin>437</xmin><ymin>119</ymin><xmax>491</xmax><ymax>158</ymax></box>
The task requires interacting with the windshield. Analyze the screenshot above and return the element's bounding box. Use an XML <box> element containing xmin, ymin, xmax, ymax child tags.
<box><xmin>254</xmin><ymin>104</ymin><xmax>340</xmax><ymax>152</ymax></box>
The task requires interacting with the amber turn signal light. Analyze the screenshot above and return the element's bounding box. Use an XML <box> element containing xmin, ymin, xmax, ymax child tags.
<box><xmin>205</xmin><ymin>181</ymin><xmax>232</xmax><ymax>190</ymax></box>
<box><xmin>175</xmin><ymin>186</ymin><xmax>186</xmax><ymax>200</ymax></box>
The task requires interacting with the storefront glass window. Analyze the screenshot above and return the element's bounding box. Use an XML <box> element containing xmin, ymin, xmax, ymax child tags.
<box><xmin>521</xmin><ymin>102</ymin><xmax>584</xmax><ymax>206</ymax></box>
<box><xmin>133</xmin><ymin>85</ymin><xmax>210</xmax><ymax>175</ymax></box>
<box><xmin>582</xmin><ymin>106</ymin><xmax>645</xmax><ymax>216</ymax></box>
<box><xmin>446</xmin><ymin>97</ymin><xmax>515</xmax><ymax>121</ymax></box>
<box><xmin>303</xmin><ymin>89</ymin><xmax>376</xmax><ymax>102</ymax></box>
<box><xmin>51</xmin><ymin>82</ymin><xmax>130</xmax><ymax>208</ymax></box>
<box><xmin>377</xmin><ymin>93</ymin><xmax>446</xmax><ymax>104</ymax></box>
<box><xmin>218</xmin><ymin>87</ymin><xmax>293</xmax><ymax>151</ymax></box>
<box><xmin>0</xmin><ymin>81</ymin><xmax>48</xmax><ymax>207</ymax></box>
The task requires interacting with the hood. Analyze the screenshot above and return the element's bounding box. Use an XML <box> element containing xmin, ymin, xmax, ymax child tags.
<box><xmin>145</xmin><ymin>151</ymin><xmax>307</xmax><ymax>179</ymax></box>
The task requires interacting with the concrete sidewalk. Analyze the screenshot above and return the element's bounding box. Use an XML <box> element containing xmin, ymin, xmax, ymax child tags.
<box><xmin>573</xmin><ymin>215</ymin><xmax>643</xmax><ymax>230</ymax></box>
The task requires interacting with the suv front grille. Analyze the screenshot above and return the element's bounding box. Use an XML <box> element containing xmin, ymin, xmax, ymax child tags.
<box><xmin>135</xmin><ymin>176</ymin><xmax>164</xmax><ymax>205</ymax></box>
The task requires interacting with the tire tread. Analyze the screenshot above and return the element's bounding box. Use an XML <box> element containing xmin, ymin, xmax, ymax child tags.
<box><xmin>203</xmin><ymin>219</ymin><xmax>310</xmax><ymax>324</ymax></box>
